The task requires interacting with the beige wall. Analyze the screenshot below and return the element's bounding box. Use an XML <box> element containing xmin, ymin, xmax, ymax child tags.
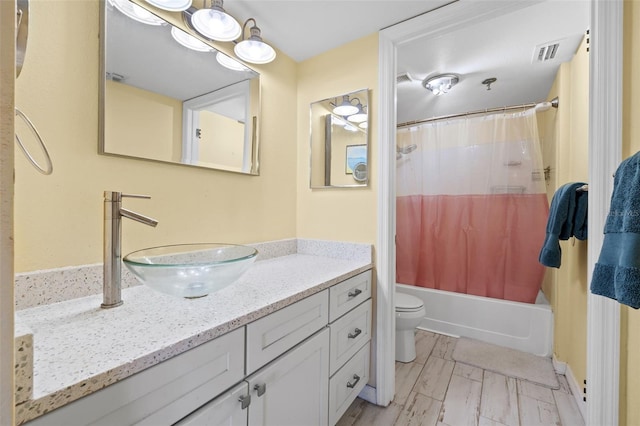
<box><xmin>14</xmin><ymin>0</ymin><xmax>298</xmax><ymax>272</ymax></box>
<box><xmin>622</xmin><ymin>2</ymin><xmax>640</xmax><ymax>424</ymax></box>
<box><xmin>296</xmin><ymin>34</ymin><xmax>378</xmax><ymax>243</ymax></box>
<box><xmin>540</xmin><ymin>36</ymin><xmax>589</xmax><ymax>390</ymax></box>
<box><xmin>198</xmin><ymin>110</ymin><xmax>244</xmax><ymax>171</ymax></box>
<box><xmin>104</xmin><ymin>80</ymin><xmax>182</xmax><ymax>162</ymax></box>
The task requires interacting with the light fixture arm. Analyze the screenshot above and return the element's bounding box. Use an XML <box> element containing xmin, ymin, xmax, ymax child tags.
<box><xmin>239</xmin><ymin>18</ymin><xmax>259</xmax><ymax>41</ymax></box>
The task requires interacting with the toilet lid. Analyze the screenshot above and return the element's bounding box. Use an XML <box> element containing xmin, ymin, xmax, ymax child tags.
<box><xmin>396</xmin><ymin>292</ymin><xmax>424</xmax><ymax>311</ymax></box>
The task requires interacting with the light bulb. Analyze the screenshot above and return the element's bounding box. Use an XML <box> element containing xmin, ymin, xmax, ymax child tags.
<box><xmin>191</xmin><ymin>5</ymin><xmax>241</xmax><ymax>41</ymax></box>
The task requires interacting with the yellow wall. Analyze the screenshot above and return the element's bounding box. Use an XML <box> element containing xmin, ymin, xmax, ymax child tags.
<box><xmin>540</xmin><ymin>36</ymin><xmax>589</xmax><ymax>389</ymax></box>
<box><xmin>14</xmin><ymin>0</ymin><xmax>298</xmax><ymax>272</ymax></box>
<box><xmin>296</xmin><ymin>34</ymin><xmax>378</xmax><ymax>243</ymax></box>
<box><xmin>104</xmin><ymin>80</ymin><xmax>182</xmax><ymax>162</ymax></box>
<box><xmin>622</xmin><ymin>2</ymin><xmax>640</xmax><ymax>424</ymax></box>
<box><xmin>199</xmin><ymin>110</ymin><xmax>244</xmax><ymax>171</ymax></box>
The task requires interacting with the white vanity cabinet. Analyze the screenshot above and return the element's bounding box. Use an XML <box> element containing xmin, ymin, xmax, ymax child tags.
<box><xmin>327</xmin><ymin>271</ymin><xmax>372</xmax><ymax>425</ymax></box>
<box><xmin>24</xmin><ymin>270</ymin><xmax>373</xmax><ymax>426</ymax></box>
<box><xmin>25</xmin><ymin>327</ymin><xmax>246</xmax><ymax>426</ymax></box>
<box><xmin>246</xmin><ymin>328</ymin><xmax>330</xmax><ymax>426</ymax></box>
<box><xmin>174</xmin><ymin>382</ymin><xmax>249</xmax><ymax>426</ymax></box>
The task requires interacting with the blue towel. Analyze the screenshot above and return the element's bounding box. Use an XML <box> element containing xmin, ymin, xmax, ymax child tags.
<box><xmin>591</xmin><ymin>151</ymin><xmax>640</xmax><ymax>308</ymax></box>
<box><xmin>539</xmin><ymin>182</ymin><xmax>587</xmax><ymax>268</ymax></box>
<box><xmin>573</xmin><ymin>190</ymin><xmax>588</xmax><ymax>240</ymax></box>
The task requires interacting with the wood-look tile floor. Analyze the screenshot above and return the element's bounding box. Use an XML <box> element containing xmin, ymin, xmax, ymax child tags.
<box><xmin>337</xmin><ymin>330</ymin><xmax>585</xmax><ymax>426</ymax></box>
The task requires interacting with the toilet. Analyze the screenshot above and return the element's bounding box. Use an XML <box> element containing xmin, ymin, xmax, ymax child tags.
<box><xmin>395</xmin><ymin>291</ymin><xmax>426</xmax><ymax>363</ymax></box>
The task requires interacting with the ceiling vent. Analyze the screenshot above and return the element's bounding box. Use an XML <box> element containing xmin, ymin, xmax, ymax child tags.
<box><xmin>397</xmin><ymin>73</ymin><xmax>418</xmax><ymax>84</ymax></box>
<box><xmin>533</xmin><ymin>41</ymin><xmax>560</xmax><ymax>63</ymax></box>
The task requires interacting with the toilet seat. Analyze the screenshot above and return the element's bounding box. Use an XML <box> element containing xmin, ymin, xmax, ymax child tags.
<box><xmin>396</xmin><ymin>292</ymin><xmax>424</xmax><ymax>312</ymax></box>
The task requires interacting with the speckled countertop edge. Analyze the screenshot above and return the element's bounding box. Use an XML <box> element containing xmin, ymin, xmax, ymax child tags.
<box><xmin>15</xmin><ymin>248</ymin><xmax>372</xmax><ymax>424</ymax></box>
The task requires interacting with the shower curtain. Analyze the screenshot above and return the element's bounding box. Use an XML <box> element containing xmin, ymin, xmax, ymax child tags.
<box><xmin>396</xmin><ymin>109</ymin><xmax>549</xmax><ymax>304</ymax></box>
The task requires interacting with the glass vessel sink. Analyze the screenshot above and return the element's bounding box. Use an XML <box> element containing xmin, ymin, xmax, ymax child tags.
<box><xmin>123</xmin><ymin>243</ymin><xmax>258</xmax><ymax>298</ymax></box>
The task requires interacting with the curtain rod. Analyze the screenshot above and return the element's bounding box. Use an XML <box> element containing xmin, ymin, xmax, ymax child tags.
<box><xmin>397</xmin><ymin>96</ymin><xmax>559</xmax><ymax>129</ymax></box>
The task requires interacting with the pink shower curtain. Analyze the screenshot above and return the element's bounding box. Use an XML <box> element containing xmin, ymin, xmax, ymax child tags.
<box><xmin>396</xmin><ymin>110</ymin><xmax>549</xmax><ymax>304</ymax></box>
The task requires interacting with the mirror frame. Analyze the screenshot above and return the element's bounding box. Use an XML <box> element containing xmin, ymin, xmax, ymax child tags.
<box><xmin>98</xmin><ymin>0</ymin><xmax>261</xmax><ymax>175</ymax></box>
<box><xmin>309</xmin><ymin>88</ymin><xmax>370</xmax><ymax>189</ymax></box>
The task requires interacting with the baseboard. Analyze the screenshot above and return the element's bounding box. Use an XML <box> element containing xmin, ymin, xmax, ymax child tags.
<box><xmin>558</xmin><ymin>357</ymin><xmax>586</xmax><ymax>421</ymax></box>
<box><xmin>358</xmin><ymin>385</ymin><xmax>377</xmax><ymax>405</ymax></box>
<box><xmin>552</xmin><ymin>354</ymin><xmax>567</xmax><ymax>375</ymax></box>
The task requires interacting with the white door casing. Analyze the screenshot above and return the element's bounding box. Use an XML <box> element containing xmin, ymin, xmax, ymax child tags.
<box><xmin>376</xmin><ymin>3</ymin><xmax>622</xmax><ymax>425</ymax></box>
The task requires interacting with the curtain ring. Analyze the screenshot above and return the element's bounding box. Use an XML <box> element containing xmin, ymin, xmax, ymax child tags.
<box><xmin>15</xmin><ymin>107</ymin><xmax>53</xmax><ymax>175</ymax></box>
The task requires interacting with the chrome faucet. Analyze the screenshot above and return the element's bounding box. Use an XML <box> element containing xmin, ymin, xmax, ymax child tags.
<box><xmin>102</xmin><ymin>191</ymin><xmax>158</xmax><ymax>309</ymax></box>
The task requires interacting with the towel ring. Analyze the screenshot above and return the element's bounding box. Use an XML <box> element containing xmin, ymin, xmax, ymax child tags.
<box><xmin>15</xmin><ymin>107</ymin><xmax>53</xmax><ymax>175</ymax></box>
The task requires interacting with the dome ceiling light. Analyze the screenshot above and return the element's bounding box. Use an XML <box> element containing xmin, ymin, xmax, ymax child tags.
<box><xmin>423</xmin><ymin>74</ymin><xmax>459</xmax><ymax>96</ymax></box>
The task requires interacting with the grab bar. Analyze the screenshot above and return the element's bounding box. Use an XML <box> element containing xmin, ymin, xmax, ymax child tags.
<box><xmin>15</xmin><ymin>108</ymin><xmax>53</xmax><ymax>175</ymax></box>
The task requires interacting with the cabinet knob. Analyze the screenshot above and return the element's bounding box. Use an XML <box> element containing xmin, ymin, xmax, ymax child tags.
<box><xmin>238</xmin><ymin>394</ymin><xmax>251</xmax><ymax>410</ymax></box>
<box><xmin>347</xmin><ymin>374</ymin><xmax>361</xmax><ymax>389</ymax></box>
<box><xmin>348</xmin><ymin>289</ymin><xmax>362</xmax><ymax>298</ymax></box>
<box><xmin>348</xmin><ymin>328</ymin><xmax>362</xmax><ymax>339</ymax></box>
<box><xmin>254</xmin><ymin>383</ymin><xmax>267</xmax><ymax>397</ymax></box>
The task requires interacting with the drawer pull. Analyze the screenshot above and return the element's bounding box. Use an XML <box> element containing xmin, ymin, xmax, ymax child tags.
<box><xmin>348</xmin><ymin>328</ymin><xmax>362</xmax><ymax>339</ymax></box>
<box><xmin>239</xmin><ymin>394</ymin><xmax>251</xmax><ymax>409</ymax></box>
<box><xmin>347</xmin><ymin>374</ymin><xmax>361</xmax><ymax>389</ymax></box>
<box><xmin>348</xmin><ymin>289</ymin><xmax>363</xmax><ymax>298</ymax></box>
<box><xmin>254</xmin><ymin>383</ymin><xmax>267</xmax><ymax>397</ymax></box>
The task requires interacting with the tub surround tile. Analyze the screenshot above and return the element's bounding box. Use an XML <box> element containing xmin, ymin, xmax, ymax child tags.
<box><xmin>14</xmin><ymin>320</ymin><xmax>33</xmax><ymax>404</ymax></box>
<box><xmin>14</xmin><ymin>240</ymin><xmax>372</xmax><ymax>425</ymax></box>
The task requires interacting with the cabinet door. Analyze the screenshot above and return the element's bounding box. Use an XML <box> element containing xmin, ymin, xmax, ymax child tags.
<box><xmin>247</xmin><ymin>328</ymin><xmax>330</xmax><ymax>426</ymax></box>
<box><xmin>174</xmin><ymin>382</ymin><xmax>248</xmax><ymax>426</ymax></box>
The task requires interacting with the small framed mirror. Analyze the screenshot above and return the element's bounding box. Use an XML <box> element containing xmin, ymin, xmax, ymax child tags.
<box><xmin>310</xmin><ymin>88</ymin><xmax>370</xmax><ymax>188</ymax></box>
<box><xmin>100</xmin><ymin>0</ymin><xmax>260</xmax><ymax>174</ymax></box>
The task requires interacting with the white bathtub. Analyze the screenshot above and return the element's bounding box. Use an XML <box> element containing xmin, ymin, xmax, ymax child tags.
<box><xmin>396</xmin><ymin>284</ymin><xmax>553</xmax><ymax>357</ymax></box>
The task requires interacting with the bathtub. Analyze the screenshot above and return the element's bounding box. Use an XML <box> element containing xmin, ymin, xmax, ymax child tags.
<box><xmin>396</xmin><ymin>284</ymin><xmax>553</xmax><ymax>357</ymax></box>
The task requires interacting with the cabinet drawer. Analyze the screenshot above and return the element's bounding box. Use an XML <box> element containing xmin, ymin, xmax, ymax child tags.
<box><xmin>27</xmin><ymin>328</ymin><xmax>245</xmax><ymax>426</ymax></box>
<box><xmin>329</xmin><ymin>270</ymin><xmax>372</xmax><ymax>322</ymax></box>
<box><xmin>246</xmin><ymin>290</ymin><xmax>329</xmax><ymax>374</ymax></box>
<box><xmin>174</xmin><ymin>381</ymin><xmax>248</xmax><ymax>426</ymax></box>
<box><xmin>329</xmin><ymin>299</ymin><xmax>371</xmax><ymax>375</ymax></box>
<box><xmin>329</xmin><ymin>342</ymin><xmax>370</xmax><ymax>426</ymax></box>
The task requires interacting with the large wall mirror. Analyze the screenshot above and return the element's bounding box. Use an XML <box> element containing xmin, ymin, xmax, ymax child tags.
<box><xmin>99</xmin><ymin>0</ymin><xmax>260</xmax><ymax>174</ymax></box>
<box><xmin>310</xmin><ymin>88</ymin><xmax>369</xmax><ymax>188</ymax></box>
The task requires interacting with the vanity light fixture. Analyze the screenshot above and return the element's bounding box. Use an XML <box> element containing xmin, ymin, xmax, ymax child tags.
<box><xmin>347</xmin><ymin>102</ymin><xmax>367</xmax><ymax>123</ymax></box>
<box><xmin>359</xmin><ymin>121</ymin><xmax>368</xmax><ymax>129</ymax></box>
<box><xmin>216</xmin><ymin>52</ymin><xmax>250</xmax><ymax>71</ymax></box>
<box><xmin>144</xmin><ymin>0</ymin><xmax>192</xmax><ymax>12</ymax></box>
<box><xmin>344</xmin><ymin>123</ymin><xmax>359</xmax><ymax>132</ymax></box>
<box><xmin>171</xmin><ymin>26</ymin><xmax>213</xmax><ymax>52</ymax></box>
<box><xmin>423</xmin><ymin>74</ymin><xmax>459</xmax><ymax>96</ymax></box>
<box><xmin>332</xmin><ymin>95</ymin><xmax>359</xmax><ymax>116</ymax></box>
<box><xmin>109</xmin><ymin>0</ymin><xmax>165</xmax><ymax>25</ymax></box>
<box><xmin>234</xmin><ymin>18</ymin><xmax>276</xmax><ymax>64</ymax></box>
<box><xmin>191</xmin><ymin>0</ymin><xmax>242</xmax><ymax>42</ymax></box>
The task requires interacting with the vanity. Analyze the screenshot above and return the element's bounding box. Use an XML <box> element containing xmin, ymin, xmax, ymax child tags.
<box><xmin>15</xmin><ymin>239</ymin><xmax>373</xmax><ymax>425</ymax></box>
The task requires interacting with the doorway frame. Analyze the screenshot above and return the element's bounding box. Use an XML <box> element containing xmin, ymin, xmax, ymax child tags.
<box><xmin>375</xmin><ymin>1</ymin><xmax>622</xmax><ymax>424</ymax></box>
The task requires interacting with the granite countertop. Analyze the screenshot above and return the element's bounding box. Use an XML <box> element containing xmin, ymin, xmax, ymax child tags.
<box><xmin>15</xmin><ymin>240</ymin><xmax>372</xmax><ymax>424</ymax></box>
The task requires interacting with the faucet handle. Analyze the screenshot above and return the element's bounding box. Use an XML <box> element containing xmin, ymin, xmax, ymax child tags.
<box><xmin>104</xmin><ymin>191</ymin><xmax>152</xmax><ymax>202</ymax></box>
<box><xmin>122</xmin><ymin>193</ymin><xmax>151</xmax><ymax>200</ymax></box>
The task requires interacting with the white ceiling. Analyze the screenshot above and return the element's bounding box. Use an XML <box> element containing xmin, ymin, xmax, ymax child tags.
<box><xmin>224</xmin><ymin>0</ymin><xmax>453</xmax><ymax>62</ymax></box>
<box><xmin>113</xmin><ymin>0</ymin><xmax>589</xmax><ymax>125</ymax></box>
<box><xmin>396</xmin><ymin>1</ymin><xmax>590</xmax><ymax>123</ymax></box>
